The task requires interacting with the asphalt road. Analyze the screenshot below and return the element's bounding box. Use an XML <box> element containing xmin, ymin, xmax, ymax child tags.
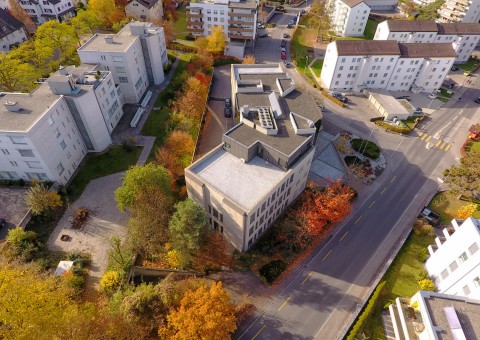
<box><xmin>242</xmin><ymin>9</ymin><xmax>480</xmax><ymax>337</ymax></box>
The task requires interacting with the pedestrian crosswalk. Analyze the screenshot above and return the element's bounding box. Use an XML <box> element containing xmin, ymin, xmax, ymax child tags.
<box><xmin>417</xmin><ymin>132</ymin><xmax>451</xmax><ymax>151</ymax></box>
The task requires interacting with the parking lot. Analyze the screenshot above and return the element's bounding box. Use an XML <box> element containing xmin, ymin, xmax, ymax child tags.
<box><xmin>0</xmin><ymin>187</ymin><xmax>30</xmax><ymax>239</ymax></box>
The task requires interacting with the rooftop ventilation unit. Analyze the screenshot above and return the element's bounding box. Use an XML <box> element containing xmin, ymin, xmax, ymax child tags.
<box><xmin>258</xmin><ymin>107</ymin><xmax>273</xmax><ymax>129</ymax></box>
<box><xmin>4</xmin><ymin>101</ymin><xmax>21</xmax><ymax>112</ymax></box>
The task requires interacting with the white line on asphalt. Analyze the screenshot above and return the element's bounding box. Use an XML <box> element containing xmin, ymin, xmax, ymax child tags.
<box><xmin>369</xmin><ymin>201</ymin><xmax>376</xmax><ymax>208</ymax></box>
<box><xmin>322</xmin><ymin>250</ymin><xmax>332</xmax><ymax>261</ymax></box>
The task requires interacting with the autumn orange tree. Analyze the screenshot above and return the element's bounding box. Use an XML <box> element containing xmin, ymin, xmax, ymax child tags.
<box><xmin>156</xmin><ymin>130</ymin><xmax>195</xmax><ymax>181</ymax></box>
<box><xmin>8</xmin><ymin>0</ymin><xmax>36</xmax><ymax>34</ymax></box>
<box><xmin>175</xmin><ymin>73</ymin><xmax>210</xmax><ymax>121</ymax></box>
<box><xmin>160</xmin><ymin>282</ymin><xmax>237</xmax><ymax>339</ymax></box>
<box><xmin>298</xmin><ymin>180</ymin><xmax>355</xmax><ymax>237</ymax></box>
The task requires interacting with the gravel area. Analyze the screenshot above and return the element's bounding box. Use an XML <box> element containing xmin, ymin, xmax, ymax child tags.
<box><xmin>48</xmin><ymin>172</ymin><xmax>129</xmax><ymax>286</ymax></box>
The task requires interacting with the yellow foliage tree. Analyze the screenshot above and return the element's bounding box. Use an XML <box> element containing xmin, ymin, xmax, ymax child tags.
<box><xmin>166</xmin><ymin>249</ymin><xmax>182</xmax><ymax>269</ymax></box>
<box><xmin>25</xmin><ymin>182</ymin><xmax>62</xmax><ymax>215</ymax></box>
<box><xmin>87</xmin><ymin>0</ymin><xmax>125</xmax><ymax>26</ymax></box>
<box><xmin>206</xmin><ymin>26</ymin><xmax>226</xmax><ymax>54</ymax></box>
<box><xmin>455</xmin><ymin>204</ymin><xmax>478</xmax><ymax>220</ymax></box>
<box><xmin>242</xmin><ymin>55</ymin><xmax>256</xmax><ymax>64</ymax></box>
<box><xmin>100</xmin><ymin>270</ymin><xmax>122</xmax><ymax>293</ymax></box>
<box><xmin>160</xmin><ymin>282</ymin><xmax>237</xmax><ymax>339</ymax></box>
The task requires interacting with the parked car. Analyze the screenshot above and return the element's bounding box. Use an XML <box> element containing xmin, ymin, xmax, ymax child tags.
<box><xmin>281</xmin><ymin>47</ymin><xmax>286</xmax><ymax>53</ymax></box>
<box><xmin>225</xmin><ymin>98</ymin><xmax>231</xmax><ymax>107</ymax></box>
<box><xmin>318</xmin><ymin>104</ymin><xmax>325</xmax><ymax>111</ymax></box>
<box><xmin>224</xmin><ymin>107</ymin><xmax>232</xmax><ymax>117</ymax></box>
<box><xmin>396</xmin><ymin>95</ymin><xmax>411</xmax><ymax>101</ymax></box>
<box><xmin>257</xmin><ymin>23</ymin><xmax>265</xmax><ymax>29</ymax></box>
<box><xmin>281</xmin><ymin>39</ymin><xmax>287</xmax><ymax>47</ymax></box>
<box><xmin>283</xmin><ymin>33</ymin><xmax>289</xmax><ymax>38</ymax></box>
<box><xmin>428</xmin><ymin>93</ymin><xmax>437</xmax><ymax>99</ymax></box>
<box><xmin>415</xmin><ymin>107</ymin><xmax>423</xmax><ymax>112</ymax></box>
<box><xmin>283</xmin><ymin>61</ymin><xmax>291</xmax><ymax>68</ymax></box>
<box><xmin>258</xmin><ymin>32</ymin><xmax>268</xmax><ymax>38</ymax></box>
<box><xmin>331</xmin><ymin>92</ymin><xmax>348</xmax><ymax>103</ymax></box>
<box><xmin>474</xmin><ymin>97</ymin><xmax>480</xmax><ymax>103</ymax></box>
<box><xmin>451</xmin><ymin>66</ymin><xmax>459</xmax><ymax>71</ymax></box>
<box><xmin>464</xmin><ymin>71</ymin><xmax>472</xmax><ymax>76</ymax></box>
<box><xmin>287</xmin><ymin>24</ymin><xmax>293</xmax><ymax>29</ymax></box>
<box><xmin>281</xmin><ymin>51</ymin><xmax>286</xmax><ymax>60</ymax></box>
<box><xmin>289</xmin><ymin>19</ymin><xmax>295</xmax><ymax>25</ymax></box>
<box><xmin>0</xmin><ymin>217</ymin><xmax>5</xmax><ymax>229</ymax></box>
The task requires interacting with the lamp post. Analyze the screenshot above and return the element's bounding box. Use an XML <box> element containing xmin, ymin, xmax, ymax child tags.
<box><xmin>304</xmin><ymin>55</ymin><xmax>309</xmax><ymax>73</ymax></box>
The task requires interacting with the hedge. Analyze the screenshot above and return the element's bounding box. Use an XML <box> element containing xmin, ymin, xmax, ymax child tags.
<box><xmin>375</xmin><ymin>121</ymin><xmax>411</xmax><ymax>134</ymax></box>
<box><xmin>259</xmin><ymin>259</ymin><xmax>287</xmax><ymax>284</ymax></box>
<box><xmin>350</xmin><ymin>139</ymin><xmax>380</xmax><ymax>160</ymax></box>
<box><xmin>347</xmin><ymin>281</ymin><xmax>387</xmax><ymax>340</ymax></box>
<box><xmin>322</xmin><ymin>91</ymin><xmax>345</xmax><ymax>107</ymax></box>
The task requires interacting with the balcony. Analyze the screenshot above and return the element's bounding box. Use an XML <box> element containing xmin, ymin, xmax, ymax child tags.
<box><xmin>228</xmin><ymin>12</ymin><xmax>255</xmax><ymax>18</ymax></box>
<box><xmin>228</xmin><ymin>25</ymin><xmax>253</xmax><ymax>32</ymax></box>
<box><xmin>188</xmin><ymin>27</ymin><xmax>204</xmax><ymax>32</ymax></box>
<box><xmin>187</xmin><ymin>20</ymin><xmax>204</xmax><ymax>25</ymax></box>
<box><xmin>228</xmin><ymin>33</ymin><xmax>253</xmax><ymax>40</ymax></box>
<box><xmin>186</xmin><ymin>11</ymin><xmax>203</xmax><ymax>18</ymax></box>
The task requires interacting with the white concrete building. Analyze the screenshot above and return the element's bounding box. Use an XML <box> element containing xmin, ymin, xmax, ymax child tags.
<box><xmin>78</xmin><ymin>21</ymin><xmax>168</xmax><ymax>104</ymax></box>
<box><xmin>0</xmin><ymin>64</ymin><xmax>125</xmax><ymax>184</ymax></box>
<box><xmin>187</xmin><ymin>0</ymin><xmax>257</xmax><ymax>57</ymax></box>
<box><xmin>0</xmin><ymin>8</ymin><xmax>27</xmax><ymax>52</ymax></box>
<box><xmin>125</xmin><ymin>0</ymin><xmax>164</xmax><ymax>22</ymax></box>
<box><xmin>328</xmin><ymin>0</ymin><xmax>370</xmax><ymax>37</ymax></box>
<box><xmin>438</xmin><ymin>0</ymin><xmax>480</xmax><ymax>24</ymax></box>
<box><xmin>363</xmin><ymin>0</ymin><xmax>396</xmax><ymax>10</ymax></box>
<box><xmin>185</xmin><ymin>64</ymin><xmax>323</xmax><ymax>251</ymax></box>
<box><xmin>374</xmin><ymin>20</ymin><xmax>480</xmax><ymax>63</ymax></box>
<box><xmin>389</xmin><ymin>290</ymin><xmax>480</xmax><ymax>340</ymax></box>
<box><xmin>321</xmin><ymin>40</ymin><xmax>456</xmax><ymax>93</ymax></box>
<box><xmin>425</xmin><ymin>218</ymin><xmax>480</xmax><ymax>300</ymax></box>
<box><xmin>7</xmin><ymin>0</ymin><xmax>77</xmax><ymax>24</ymax></box>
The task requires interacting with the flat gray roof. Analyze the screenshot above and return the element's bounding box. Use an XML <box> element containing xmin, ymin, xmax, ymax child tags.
<box><xmin>78</xmin><ymin>23</ymin><xmax>138</xmax><ymax>53</ymax></box>
<box><xmin>239</xmin><ymin>73</ymin><xmax>289</xmax><ymax>91</ymax></box>
<box><xmin>369</xmin><ymin>90</ymin><xmax>410</xmax><ymax>116</ymax></box>
<box><xmin>190</xmin><ymin>148</ymin><xmax>288</xmax><ymax>211</ymax></box>
<box><xmin>283</xmin><ymin>90</ymin><xmax>322</xmax><ymax>123</ymax></box>
<box><xmin>0</xmin><ymin>84</ymin><xmax>61</xmax><ymax>133</ymax></box>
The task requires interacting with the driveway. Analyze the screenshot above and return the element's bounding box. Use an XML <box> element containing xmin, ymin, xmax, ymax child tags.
<box><xmin>0</xmin><ymin>187</ymin><xmax>29</xmax><ymax>239</ymax></box>
<box><xmin>48</xmin><ymin>172</ymin><xmax>129</xmax><ymax>285</ymax></box>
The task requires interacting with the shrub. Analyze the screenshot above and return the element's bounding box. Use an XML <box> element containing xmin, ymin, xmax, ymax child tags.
<box><xmin>100</xmin><ymin>270</ymin><xmax>122</xmax><ymax>294</ymax></box>
<box><xmin>71</xmin><ymin>207</ymin><xmax>89</xmax><ymax>229</ymax></box>
<box><xmin>418</xmin><ymin>248</ymin><xmax>429</xmax><ymax>263</ymax></box>
<box><xmin>66</xmin><ymin>252</ymin><xmax>91</xmax><ymax>268</ymax></box>
<box><xmin>322</xmin><ymin>91</ymin><xmax>345</xmax><ymax>107</ymax></box>
<box><xmin>259</xmin><ymin>259</ymin><xmax>287</xmax><ymax>284</ymax></box>
<box><xmin>415</xmin><ymin>268</ymin><xmax>430</xmax><ymax>281</ymax></box>
<box><xmin>375</xmin><ymin>121</ymin><xmax>411</xmax><ymax>134</ymax></box>
<box><xmin>5</xmin><ymin>227</ymin><xmax>38</xmax><ymax>259</ymax></box>
<box><xmin>418</xmin><ymin>279</ymin><xmax>435</xmax><ymax>291</ymax></box>
<box><xmin>63</xmin><ymin>271</ymin><xmax>86</xmax><ymax>291</ymax></box>
<box><xmin>344</xmin><ymin>155</ymin><xmax>363</xmax><ymax>166</ymax></box>
<box><xmin>350</xmin><ymin>139</ymin><xmax>380</xmax><ymax>160</ymax></box>
<box><xmin>419</xmin><ymin>225</ymin><xmax>435</xmax><ymax>237</ymax></box>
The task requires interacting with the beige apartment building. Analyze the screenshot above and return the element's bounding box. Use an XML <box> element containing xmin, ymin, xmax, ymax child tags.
<box><xmin>185</xmin><ymin>64</ymin><xmax>323</xmax><ymax>251</ymax></box>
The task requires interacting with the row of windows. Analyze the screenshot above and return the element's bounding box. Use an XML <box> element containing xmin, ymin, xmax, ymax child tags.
<box><xmin>436</xmin><ymin>242</ymin><xmax>479</xmax><ymax>284</ymax></box>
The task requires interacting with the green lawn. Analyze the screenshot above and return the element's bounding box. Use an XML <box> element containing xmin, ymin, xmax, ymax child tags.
<box><xmin>174</xmin><ymin>7</ymin><xmax>188</xmax><ymax>40</ymax></box>
<box><xmin>458</xmin><ymin>58</ymin><xmax>480</xmax><ymax>72</ymax></box>
<box><xmin>290</xmin><ymin>27</ymin><xmax>319</xmax><ymax>87</ymax></box>
<box><xmin>465</xmin><ymin>140</ymin><xmax>480</xmax><ymax>153</ymax></box>
<box><xmin>364</xmin><ymin>19</ymin><xmax>378</xmax><ymax>40</ymax></box>
<box><xmin>67</xmin><ymin>145</ymin><xmax>142</xmax><ymax>201</ymax></box>
<box><xmin>311</xmin><ymin>59</ymin><xmax>323</xmax><ymax>77</ymax></box>
<box><xmin>359</xmin><ymin>232</ymin><xmax>434</xmax><ymax>339</ymax></box>
<box><xmin>429</xmin><ymin>191</ymin><xmax>480</xmax><ymax>224</ymax></box>
<box><xmin>438</xmin><ymin>88</ymin><xmax>454</xmax><ymax>102</ymax></box>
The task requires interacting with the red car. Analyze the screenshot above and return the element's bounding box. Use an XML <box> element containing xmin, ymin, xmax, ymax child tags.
<box><xmin>281</xmin><ymin>51</ymin><xmax>286</xmax><ymax>60</ymax></box>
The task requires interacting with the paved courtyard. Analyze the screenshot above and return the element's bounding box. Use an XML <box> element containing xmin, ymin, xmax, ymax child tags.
<box><xmin>48</xmin><ymin>172</ymin><xmax>129</xmax><ymax>285</ymax></box>
<box><xmin>0</xmin><ymin>187</ymin><xmax>29</xmax><ymax>239</ymax></box>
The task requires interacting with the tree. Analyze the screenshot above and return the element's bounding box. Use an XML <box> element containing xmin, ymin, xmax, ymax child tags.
<box><xmin>25</xmin><ymin>182</ymin><xmax>62</xmax><ymax>215</ymax></box>
<box><xmin>0</xmin><ymin>52</ymin><xmax>39</xmax><ymax>92</ymax></box>
<box><xmin>100</xmin><ymin>270</ymin><xmax>122</xmax><ymax>293</ymax></box>
<box><xmin>87</xmin><ymin>0</ymin><xmax>125</xmax><ymax>26</ymax></box>
<box><xmin>454</xmin><ymin>204</ymin><xmax>478</xmax><ymax>220</ymax></box>
<box><xmin>35</xmin><ymin>21</ymin><xmax>79</xmax><ymax>64</ymax></box>
<box><xmin>9</xmin><ymin>40</ymin><xmax>54</xmax><ymax>76</ymax></box>
<box><xmin>160</xmin><ymin>282</ymin><xmax>237</xmax><ymax>339</ymax></box>
<box><xmin>114</xmin><ymin>163</ymin><xmax>171</xmax><ymax>211</ymax></box>
<box><xmin>70</xmin><ymin>9</ymin><xmax>103</xmax><ymax>35</ymax></box>
<box><xmin>168</xmin><ymin>199</ymin><xmax>210</xmax><ymax>266</ymax></box>
<box><xmin>242</xmin><ymin>54</ymin><xmax>256</xmax><ymax>64</ymax></box>
<box><xmin>156</xmin><ymin>130</ymin><xmax>195</xmax><ymax>181</ymax></box>
<box><xmin>206</xmin><ymin>26</ymin><xmax>226</xmax><ymax>54</ymax></box>
<box><xmin>194</xmin><ymin>36</ymin><xmax>209</xmax><ymax>53</ymax></box>
<box><xmin>191</xmin><ymin>52</ymin><xmax>214</xmax><ymax>73</ymax></box>
<box><xmin>8</xmin><ymin>0</ymin><xmax>36</xmax><ymax>34</ymax></box>
<box><xmin>417</xmin><ymin>0</ymin><xmax>444</xmax><ymax>20</ymax></box>
<box><xmin>152</xmin><ymin>18</ymin><xmax>176</xmax><ymax>46</ymax></box>
<box><xmin>174</xmin><ymin>75</ymin><xmax>210</xmax><ymax>121</ymax></box>
<box><xmin>443</xmin><ymin>150</ymin><xmax>480</xmax><ymax>199</ymax></box>
<box><xmin>107</xmin><ymin>236</ymin><xmax>134</xmax><ymax>274</ymax></box>
<box><xmin>5</xmin><ymin>227</ymin><xmax>38</xmax><ymax>259</ymax></box>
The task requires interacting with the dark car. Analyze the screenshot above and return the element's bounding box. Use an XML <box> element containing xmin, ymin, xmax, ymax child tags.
<box><xmin>415</xmin><ymin>107</ymin><xmax>423</xmax><ymax>112</ymax></box>
<box><xmin>225</xmin><ymin>98</ymin><xmax>231</xmax><ymax>108</ymax></box>
<box><xmin>0</xmin><ymin>217</ymin><xmax>6</xmax><ymax>229</ymax></box>
<box><xmin>396</xmin><ymin>95</ymin><xmax>411</xmax><ymax>101</ymax></box>
<box><xmin>331</xmin><ymin>92</ymin><xmax>348</xmax><ymax>103</ymax></box>
<box><xmin>258</xmin><ymin>32</ymin><xmax>268</xmax><ymax>38</ymax></box>
<box><xmin>451</xmin><ymin>66</ymin><xmax>459</xmax><ymax>71</ymax></box>
<box><xmin>474</xmin><ymin>97</ymin><xmax>480</xmax><ymax>103</ymax></box>
<box><xmin>281</xmin><ymin>39</ymin><xmax>287</xmax><ymax>47</ymax></box>
<box><xmin>287</xmin><ymin>24</ymin><xmax>293</xmax><ymax>29</ymax></box>
<box><xmin>224</xmin><ymin>107</ymin><xmax>232</xmax><ymax>117</ymax></box>
<box><xmin>283</xmin><ymin>61</ymin><xmax>291</xmax><ymax>68</ymax></box>
<box><xmin>283</xmin><ymin>33</ymin><xmax>289</xmax><ymax>38</ymax></box>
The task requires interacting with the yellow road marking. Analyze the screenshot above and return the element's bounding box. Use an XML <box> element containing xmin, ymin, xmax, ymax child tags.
<box><xmin>425</xmin><ymin>136</ymin><xmax>432</xmax><ymax>142</ymax></box>
<box><xmin>421</xmin><ymin>134</ymin><xmax>428</xmax><ymax>141</ymax></box>
<box><xmin>252</xmin><ymin>325</ymin><xmax>267</xmax><ymax>340</ymax></box>
<box><xmin>435</xmin><ymin>140</ymin><xmax>442</xmax><ymax>147</ymax></box>
<box><xmin>278</xmin><ymin>296</ymin><xmax>292</xmax><ymax>311</ymax></box>
<box><xmin>301</xmin><ymin>272</ymin><xmax>313</xmax><ymax>284</ymax></box>
<box><xmin>440</xmin><ymin>141</ymin><xmax>446</xmax><ymax>150</ymax></box>
<box><xmin>355</xmin><ymin>216</ymin><xmax>363</xmax><ymax>224</ymax></box>
<box><xmin>381</xmin><ymin>187</ymin><xmax>387</xmax><ymax>195</ymax></box>
<box><xmin>418</xmin><ymin>132</ymin><xmax>423</xmax><ymax>137</ymax></box>
<box><xmin>340</xmin><ymin>231</ymin><xmax>349</xmax><ymax>241</ymax></box>
<box><xmin>369</xmin><ymin>201</ymin><xmax>376</xmax><ymax>208</ymax></box>
<box><xmin>445</xmin><ymin>144</ymin><xmax>452</xmax><ymax>152</ymax></box>
<box><xmin>322</xmin><ymin>250</ymin><xmax>332</xmax><ymax>261</ymax></box>
<box><xmin>390</xmin><ymin>176</ymin><xmax>396</xmax><ymax>183</ymax></box>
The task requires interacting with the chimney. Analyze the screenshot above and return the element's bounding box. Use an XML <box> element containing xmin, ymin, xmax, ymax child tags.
<box><xmin>58</xmin><ymin>65</ymin><xmax>68</xmax><ymax>75</ymax></box>
<box><xmin>104</xmin><ymin>36</ymin><xmax>114</xmax><ymax>44</ymax></box>
<box><xmin>4</xmin><ymin>101</ymin><xmax>21</xmax><ymax>112</ymax></box>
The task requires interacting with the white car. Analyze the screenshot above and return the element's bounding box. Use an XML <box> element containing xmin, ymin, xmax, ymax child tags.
<box><xmin>281</xmin><ymin>47</ymin><xmax>286</xmax><ymax>53</ymax></box>
<box><xmin>428</xmin><ymin>93</ymin><xmax>437</xmax><ymax>99</ymax></box>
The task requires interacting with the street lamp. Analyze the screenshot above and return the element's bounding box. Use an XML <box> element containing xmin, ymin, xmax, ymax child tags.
<box><xmin>304</xmin><ymin>55</ymin><xmax>309</xmax><ymax>73</ymax></box>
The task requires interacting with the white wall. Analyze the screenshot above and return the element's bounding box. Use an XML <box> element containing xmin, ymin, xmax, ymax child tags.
<box><xmin>342</xmin><ymin>2</ymin><xmax>370</xmax><ymax>37</ymax></box>
<box><xmin>0</xmin><ymin>27</ymin><xmax>27</xmax><ymax>52</ymax></box>
<box><xmin>125</xmin><ymin>0</ymin><xmax>164</xmax><ymax>21</ymax></box>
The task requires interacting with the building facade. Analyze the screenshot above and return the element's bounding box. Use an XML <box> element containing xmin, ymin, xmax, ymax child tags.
<box><xmin>5</xmin><ymin>0</ymin><xmax>77</xmax><ymax>24</ymax></box>
<box><xmin>425</xmin><ymin>218</ymin><xmax>480</xmax><ymax>300</ymax></box>
<box><xmin>0</xmin><ymin>8</ymin><xmax>27</xmax><ymax>52</ymax></box>
<box><xmin>185</xmin><ymin>64</ymin><xmax>322</xmax><ymax>251</ymax></box>
<box><xmin>125</xmin><ymin>0</ymin><xmax>164</xmax><ymax>22</ymax></box>
<box><xmin>0</xmin><ymin>64</ymin><xmax>125</xmax><ymax>184</ymax></box>
<box><xmin>78</xmin><ymin>21</ymin><xmax>168</xmax><ymax>104</ymax></box>
<box><xmin>374</xmin><ymin>20</ymin><xmax>480</xmax><ymax>63</ymax></box>
<box><xmin>186</xmin><ymin>0</ymin><xmax>257</xmax><ymax>43</ymax></box>
<box><xmin>320</xmin><ymin>40</ymin><xmax>456</xmax><ymax>93</ymax></box>
<box><xmin>438</xmin><ymin>0</ymin><xmax>480</xmax><ymax>24</ymax></box>
<box><xmin>362</xmin><ymin>0</ymin><xmax>396</xmax><ymax>10</ymax></box>
<box><xmin>328</xmin><ymin>0</ymin><xmax>370</xmax><ymax>37</ymax></box>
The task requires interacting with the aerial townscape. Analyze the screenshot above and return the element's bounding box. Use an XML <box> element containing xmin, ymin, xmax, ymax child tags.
<box><xmin>1</xmin><ymin>0</ymin><xmax>480</xmax><ymax>337</ymax></box>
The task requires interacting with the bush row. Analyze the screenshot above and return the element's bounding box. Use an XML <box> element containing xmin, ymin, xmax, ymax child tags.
<box><xmin>375</xmin><ymin>121</ymin><xmax>411</xmax><ymax>134</ymax></box>
<box><xmin>167</xmin><ymin>42</ymin><xmax>197</xmax><ymax>53</ymax></box>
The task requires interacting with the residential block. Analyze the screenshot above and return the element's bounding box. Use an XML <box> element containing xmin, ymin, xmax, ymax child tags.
<box><xmin>438</xmin><ymin>0</ymin><xmax>480</xmax><ymax>24</ymax></box>
<box><xmin>125</xmin><ymin>0</ymin><xmax>164</xmax><ymax>22</ymax></box>
<box><xmin>327</xmin><ymin>0</ymin><xmax>370</xmax><ymax>37</ymax></box>
<box><xmin>0</xmin><ymin>8</ymin><xmax>27</xmax><ymax>52</ymax></box>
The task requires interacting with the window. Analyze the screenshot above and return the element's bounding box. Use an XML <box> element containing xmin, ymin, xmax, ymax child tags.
<box><xmin>459</xmin><ymin>252</ymin><xmax>468</xmax><ymax>263</ymax></box>
<box><xmin>56</xmin><ymin>162</ymin><xmax>64</xmax><ymax>176</ymax></box>
<box><xmin>112</xmin><ymin>56</ymin><xmax>123</xmax><ymax>62</ymax></box>
<box><xmin>469</xmin><ymin>242</ymin><xmax>479</xmax><ymax>255</ymax></box>
<box><xmin>449</xmin><ymin>261</ymin><xmax>458</xmax><ymax>272</ymax></box>
<box><xmin>339</xmin><ymin>66</ymin><xmax>344</xmax><ymax>70</ymax></box>
<box><xmin>441</xmin><ymin>269</ymin><xmax>449</xmax><ymax>279</ymax></box>
<box><xmin>9</xmin><ymin>136</ymin><xmax>27</xmax><ymax>144</ymax></box>
<box><xmin>119</xmin><ymin>77</ymin><xmax>128</xmax><ymax>83</ymax></box>
<box><xmin>341</xmin><ymin>58</ymin><xmax>346</xmax><ymax>62</ymax></box>
<box><xmin>47</xmin><ymin>116</ymin><xmax>54</xmax><ymax>126</ymax></box>
<box><xmin>463</xmin><ymin>285</ymin><xmax>471</xmax><ymax>295</ymax></box>
<box><xmin>1</xmin><ymin>149</ymin><xmax>9</xmax><ymax>155</ymax></box>
<box><xmin>135</xmin><ymin>77</ymin><xmax>143</xmax><ymax>90</ymax></box>
<box><xmin>55</xmin><ymin>128</ymin><xmax>61</xmax><ymax>138</ymax></box>
<box><xmin>60</xmin><ymin>140</ymin><xmax>66</xmax><ymax>150</ymax></box>
<box><xmin>0</xmin><ymin>171</ymin><xmax>18</xmax><ymax>179</ymax></box>
<box><xmin>18</xmin><ymin>149</ymin><xmax>34</xmax><ymax>157</ymax></box>
<box><xmin>26</xmin><ymin>161</ymin><xmax>42</xmax><ymax>169</ymax></box>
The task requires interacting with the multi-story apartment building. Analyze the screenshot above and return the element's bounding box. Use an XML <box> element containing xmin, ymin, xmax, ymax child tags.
<box><xmin>362</xmin><ymin>0</ymin><xmax>396</xmax><ymax>10</ymax></box>
<box><xmin>185</xmin><ymin>64</ymin><xmax>323</xmax><ymax>251</ymax></box>
<box><xmin>374</xmin><ymin>20</ymin><xmax>480</xmax><ymax>63</ymax></box>
<box><xmin>4</xmin><ymin>0</ymin><xmax>77</xmax><ymax>24</ymax></box>
<box><xmin>425</xmin><ymin>217</ymin><xmax>480</xmax><ymax>300</ymax></box>
<box><xmin>389</xmin><ymin>290</ymin><xmax>480</xmax><ymax>339</ymax></box>
<box><xmin>438</xmin><ymin>0</ymin><xmax>480</xmax><ymax>24</ymax></box>
<box><xmin>125</xmin><ymin>0</ymin><xmax>164</xmax><ymax>22</ymax></box>
<box><xmin>186</xmin><ymin>0</ymin><xmax>257</xmax><ymax>44</ymax></box>
<box><xmin>321</xmin><ymin>40</ymin><xmax>456</xmax><ymax>93</ymax></box>
<box><xmin>0</xmin><ymin>64</ymin><xmax>126</xmax><ymax>184</ymax></box>
<box><xmin>327</xmin><ymin>0</ymin><xmax>370</xmax><ymax>37</ymax></box>
<box><xmin>0</xmin><ymin>8</ymin><xmax>27</xmax><ymax>52</ymax></box>
<box><xmin>78</xmin><ymin>21</ymin><xmax>168</xmax><ymax>104</ymax></box>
